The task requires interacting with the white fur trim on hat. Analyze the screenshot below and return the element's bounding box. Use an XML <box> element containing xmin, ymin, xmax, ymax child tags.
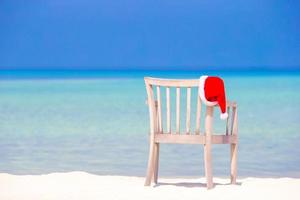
<box><xmin>199</xmin><ymin>75</ymin><xmax>218</xmax><ymax>106</ymax></box>
<box><xmin>220</xmin><ymin>112</ymin><xmax>228</xmax><ymax>120</ymax></box>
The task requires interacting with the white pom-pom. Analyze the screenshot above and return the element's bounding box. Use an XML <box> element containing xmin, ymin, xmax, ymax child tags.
<box><xmin>220</xmin><ymin>112</ymin><xmax>228</xmax><ymax>120</ymax></box>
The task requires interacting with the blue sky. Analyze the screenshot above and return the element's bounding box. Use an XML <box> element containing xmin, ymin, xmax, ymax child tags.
<box><xmin>0</xmin><ymin>0</ymin><xmax>300</xmax><ymax>70</ymax></box>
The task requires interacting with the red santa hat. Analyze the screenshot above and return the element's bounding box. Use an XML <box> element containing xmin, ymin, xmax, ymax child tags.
<box><xmin>199</xmin><ymin>75</ymin><xmax>228</xmax><ymax>120</ymax></box>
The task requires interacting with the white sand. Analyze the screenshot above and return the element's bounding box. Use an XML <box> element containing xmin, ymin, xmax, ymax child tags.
<box><xmin>1</xmin><ymin>172</ymin><xmax>299</xmax><ymax>200</ymax></box>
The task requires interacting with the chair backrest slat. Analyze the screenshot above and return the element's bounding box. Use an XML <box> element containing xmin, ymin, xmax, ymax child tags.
<box><xmin>226</xmin><ymin>105</ymin><xmax>231</xmax><ymax>135</ymax></box>
<box><xmin>231</xmin><ymin>106</ymin><xmax>237</xmax><ymax>135</ymax></box>
<box><xmin>195</xmin><ymin>95</ymin><xmax>202</xmax><ymax>135</ymax></box>
<box><xmin>156</xmin><ymin>86</ymin><xmax>163</xmax><ymax>133</ymax></box>
<box><xmin>186</xmin><ymin>87</ymin><xmax>191</xmax><ymax>134</ymax></box>
<box><xmin>176</xmin><ymin>87</ymin><xmax>181</xmax><ymax>134</ymax></box>
<box><xmin>166</xmin><ymin>87</ymin><xmax>171</xmax><ymax>134</ymax></box>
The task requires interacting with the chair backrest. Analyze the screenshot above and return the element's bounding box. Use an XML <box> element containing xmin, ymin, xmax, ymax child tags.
<box><xmin>145</xmin><ymin>77</ymin><xmax>210</xmax><ymax>135</ymax></box>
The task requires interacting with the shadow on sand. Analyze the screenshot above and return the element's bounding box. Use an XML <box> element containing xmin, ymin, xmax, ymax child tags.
<box><xmin>154</xmin><ymin>181</ymin><xmax>242</xmax><ymax>188</ymax></box>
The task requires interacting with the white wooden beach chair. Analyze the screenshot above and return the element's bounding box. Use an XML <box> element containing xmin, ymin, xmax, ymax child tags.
<box><xmin>144</xmin><ymin>77</ymin><xmax>238</xmax><ymax>189</ymax></box>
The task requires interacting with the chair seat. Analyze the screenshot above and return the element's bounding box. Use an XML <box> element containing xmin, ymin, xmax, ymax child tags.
<box><xmin>154</xmin><ymin>133</ymin><xmax>237</xmax><ymax>144</ymax></box>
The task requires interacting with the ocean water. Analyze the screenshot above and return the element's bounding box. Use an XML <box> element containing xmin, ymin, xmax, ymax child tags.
<box><xmin>0</xmin><ymin>70</ymin><xmax>300</xmax><ymax>177</ymax></box>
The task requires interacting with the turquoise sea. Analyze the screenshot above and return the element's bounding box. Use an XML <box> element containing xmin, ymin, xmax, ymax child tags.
<box><xmin>0</xmin><ymin>70</ymin><xmax>300</xmax><ymax>177</ymax></box>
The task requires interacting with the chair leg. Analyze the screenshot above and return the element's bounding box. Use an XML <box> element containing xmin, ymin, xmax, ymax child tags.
<box><xmin>230</xmin><ymin>143</ymin><xmax>238</xmax><ymax>184</ymax></box>
<box><xmin>204</xmin><ymin>143</ymin><xmax>213</xmax><ymax>189</ymax></box>
<box><xmin>144</xmin><ymin>139</ymin><xmax>156</xmax><ymax>186</ymax></box>
<box><xmin>153</xmin><ymin>143</ymin><xmax>160</xmax><ymax>184</ymax></box>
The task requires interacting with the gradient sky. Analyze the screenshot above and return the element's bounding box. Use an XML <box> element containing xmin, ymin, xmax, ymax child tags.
<box><xmin>0</xmin><ymin>0</ymin><xmax>300</xmax><ymax>70</ymax></box>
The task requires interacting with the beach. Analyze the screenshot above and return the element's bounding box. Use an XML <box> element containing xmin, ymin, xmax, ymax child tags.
<box><xmin>1</xmin><ymin>172</ymin><xmax>300</xmax><ymax>200</ymax></box>
<box><xmin>0</xmin><ymin>73</ymin><xmax>300</xmax><ymax>199</ymax></box>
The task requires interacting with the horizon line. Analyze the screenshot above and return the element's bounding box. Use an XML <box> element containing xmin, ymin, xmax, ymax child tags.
<box><xmin>1</xmin><ymin>66</ymin><xmax>300</xmax><ymax>72</ymax></box>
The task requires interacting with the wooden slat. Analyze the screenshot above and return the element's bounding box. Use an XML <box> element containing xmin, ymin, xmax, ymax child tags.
<box><xmin>230</xmin><ymin>106</ymin><xmax>236</xmax><ymax>135</ymax></box>
<box><xmin>153</xmin><ymin>143</ymin><xmax>160</xmax><ymax>184</ymax></box>
<box><xmin>226</xmin><ymin>106</ymin><xmax>231</xmax><ymax>135</ymax></box>
<box><xmin>204</xmin><ymin>106</ymin><xmax>214</xmax><ymax>189</ymax></box>
<box><xmin>232</xmin><ymin>107</ymin><xmax>238</xmax><ymax>135</ymax></box>
<box><xmin>155</xmin><ymin>134</ymin><xmax>205</xmax><ymax>144</ymax></box>
<box><xmin>156</xmin><ymin>86</ymin><xmax>163</xmax><ymax>133</ymax></box>
<box><xmin>176</xmin><ymin>87</ymin><xmax>180</xmax><ymax>134</ymax></box>
<box><xmin>144</xmin><ymin>131</ymin><xmax>156</xmax><ymax>186</ymax></box>
<box><xmin>145</xmin><ymin>77</ymin><xmax>198</xmax><ymax>87</ymax></box>
<box><xmin>231</xmin><ymin>142</ymin><xmax>238</xmax><ymax>184</ymax></box>
<box><xmin>145</xmin><ymin>84</ymin><xmax>156</xmax><ymax>134</ymax></box>
<box><xmin>230</xmin><ymin>105</ymin><xmax>238</xmax><ymax>184</ymax></box>
<box><xmin>154</xmin><ymin>133</ymin><xmax>237</xmax><ymax>144</ymax></box>
<box><xmin>195</xmin><ymin>95</ymin><xmax>202</xmax><ymax>135</ymax></box>
<box><xmin>186</xmin><ymin>87</ymin><xmax>191</xmax><ymax>134</ymax></box>
<box><xmin>166</xmin><ymin>87</ymin><xmax>171</xmax><ymax>134</ymax></box>
<box><xmin>144</xmin><ymin>83</ymin><xmax>156</xmax><ymax>186</ymax></box>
